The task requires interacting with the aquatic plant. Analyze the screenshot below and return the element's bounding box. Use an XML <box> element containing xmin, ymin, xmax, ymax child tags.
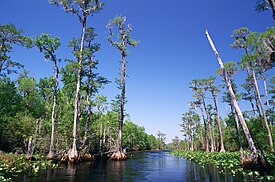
<box><xmin>171</xmin><ymin>150</ymin><xmax>275</xmax><ymax>181</ymax></box>
<box><xmin>0</xmin><ymin>152</ymin><xmax>56</xmax><ymax>181</ymax></box>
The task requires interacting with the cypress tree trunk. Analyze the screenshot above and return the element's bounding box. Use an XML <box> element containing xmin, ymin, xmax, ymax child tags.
<box><xmin>230</xmin><ymin>102</ymin><xmax>243</xmax><ymax>151</ymax></box>
<box><xmin>70</xmin><ymin>17</ymin><xmax>87</xmax><ymax>161</ymax></box>
<box><xmin>48</xmin><ymin>60</ymin><xmax>59</xmax><ymax>160</ymax></box>
<box><xmin>202</xmin><ymin>97</ymin><xmax>214</xmax><ymax>152</ymax></box>
<box><xmin>99</xmin><ymin>113</ymin><xmax>103</xmax><ymax>153</ymax></box>
<box><xmin>249</xmin><ymin>98</ymin><xmax>257</xmax><ymax>117</ymax></box>
<box><xmin>118</xmin><ymin>52</ymin><xmax>126</xmax><ymax>155</ymax></box>
<box><xmin>110</xmin><ymin>51</ymin><xmax>127</xmax><ymax>160</ymax></box>
<box><xmin>213</xmin><ymin>94</ymin><xmax>225</xmax><ymax>152</ymax></box>
<box><xmin>83</xmin><ymin>63</ymin><xmax>93</xmax><ymax>147</ymax></box>
<box><xmin>263</xmin><ymin>77</ymin><xmax>270</xmax><ymax>107</ymax></box>
<box><xmin>209</xmin><ymin>119</ymin><xmax>215</xmax><ymax>152</ymax></box>
<box><xmin>198</xmin><ymin>103</ymin><xmax>209</xmax><ymax>152</ymax></box>
<box><xmin>251</xmin><ymin>70</ymin><xmax>273</xmax><ymax>152</ymax></box>
<box><xmin>193</xmin><ymin>104</ymin><xmax>205</xmax><ymax>150</ymax></box>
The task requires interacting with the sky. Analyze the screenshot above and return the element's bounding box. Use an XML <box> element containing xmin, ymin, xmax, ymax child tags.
<box><xmin>1</xmin><ymin>0</ymin><xmax>274</xmax><ymax>143</ymax></box>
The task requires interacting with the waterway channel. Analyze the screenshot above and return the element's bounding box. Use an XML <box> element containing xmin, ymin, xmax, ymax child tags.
<box><xmin>20</xmin><ymin>150</ymin><xmax>243</xmax><ymax>181</ymax></box>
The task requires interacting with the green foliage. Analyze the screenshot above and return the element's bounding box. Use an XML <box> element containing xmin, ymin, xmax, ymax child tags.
<box><xmin>3</xmin><ymin>112</ymin><xmax>37</xmax><ymax>151</ymax></box>
<box><xmin>0</xmin><ymin>76</ymin><xmax>46</xmax><ymax>152</ymax></box>
<box><xmin>0</xmin><ymin>78</ymin><xmax>22</xmax><ymax>119</ymax></box>
<box><xmin>34</xmin><ymin>33</ymin><xmax>61</xmax><ymax>62</ymax></box>
<box><xmin>122</xmin><ymin>121</ymin><xmax>153</xmax><ymax>151</ymax></box>
<box><xmin>107</xmin><ymin>15</ymin><xmax>139</xmax><ymax>55</ymax></box>
<box><xmin>18</xmin><ymin>77</ymin><xmax>36</xmax><ymax>96</ymax></box>
<box><xmin>0</xmin><ymin>78</ymin><xmax>23</xmax><ymax>151</ymax></box>
<box><xmin>247</xmin><ymin>117</ymin><xmax>270</xmax><ymax>150</ymax></box>
<box><xmin>17</xmin><ymin>76</ymin><xmax>45</xmax><ymax>118</ymax></box>
<box><xmin>48</xmin><ymin>0</ymin><xmax>104</xmax><ymax>20</ymax></box>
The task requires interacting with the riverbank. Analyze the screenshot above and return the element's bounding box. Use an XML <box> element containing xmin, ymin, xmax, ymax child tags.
<box><xmin>0</xmin><ymin>152</ymin><xmax>57</xmax><ymax>181</ymax></box>
<box><xmin>171</xmin><ymin>150</ymin><xmax>275</xmax><ymax>181</ymax></box>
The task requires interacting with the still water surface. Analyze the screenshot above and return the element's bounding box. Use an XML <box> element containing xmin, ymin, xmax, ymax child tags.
<box><xmin>21</xmin><ymin>151</ymin><xmax>242</xmax><ymax>182</ymax></box>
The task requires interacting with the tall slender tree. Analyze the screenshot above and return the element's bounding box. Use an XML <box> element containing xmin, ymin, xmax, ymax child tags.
<box><xmin>34</xmin><ymin>33</ymin><xmax>61</xmax><ymax>159</ymax></box>
<box><xmin>107</xmin><ymin>16</ymin><xmax>138</xmax><ymax>160</ymax></box>
<box><xmin>49</xmin><ymin>0</ymin><xmax>103</xmax><ymax>161</ymax></box>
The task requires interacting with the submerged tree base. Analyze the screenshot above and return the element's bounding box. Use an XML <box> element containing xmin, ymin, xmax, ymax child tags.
<box><xmin>109</xmin><ymin>151</ymin><xmax>127</xmax><ymax>160</ymax></box>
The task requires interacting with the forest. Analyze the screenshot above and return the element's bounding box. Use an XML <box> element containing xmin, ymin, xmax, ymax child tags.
<box><xmin>0</xmin><ymin>0</ymin><xmax>165</xmax><ymax>164</ymax></box>
<box><xmin>0</xmin><ymin>0</ymin><xmax>275</xmax><ymax>181</ymax></box>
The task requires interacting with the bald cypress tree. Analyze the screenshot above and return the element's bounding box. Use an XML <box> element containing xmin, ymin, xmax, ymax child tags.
<box><xmin>34</xmin><ymin>33</ymin><xmax>61</xmax><ymax>160</ymax></box>
<box><xmin>107</xmin><ymin>16</ymin><xmax>138</xmax><ymax>160</ymax></box>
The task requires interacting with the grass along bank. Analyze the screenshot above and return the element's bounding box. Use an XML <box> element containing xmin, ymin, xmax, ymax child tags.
<box><xmin>171</xmin><ymin>150</ymin><xmax>275</xmax><ymax>181</ymax></box>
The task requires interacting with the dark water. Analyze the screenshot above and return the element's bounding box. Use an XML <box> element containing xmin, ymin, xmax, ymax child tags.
<box><xmin>20</xmin><ymin>151</ymin><xmax>242</xmax><ymax>182</ymax></box>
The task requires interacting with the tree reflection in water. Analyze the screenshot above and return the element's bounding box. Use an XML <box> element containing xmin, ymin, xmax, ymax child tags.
<box><xmin>19</xmin><ymin>151</ymin><xmax>243</xmax><ymax>182</ymax></box>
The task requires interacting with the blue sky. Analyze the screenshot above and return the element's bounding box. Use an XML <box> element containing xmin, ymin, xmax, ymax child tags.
<box><xmin>1</xmin><ymin>0</ymin><xmax>274</xmax><ymax>143</ymax></box>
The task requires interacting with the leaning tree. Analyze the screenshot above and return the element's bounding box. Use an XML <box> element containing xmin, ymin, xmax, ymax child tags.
<box><xmin>205</xmin><ymin>30</ymin><xmax>263</xmax><ymax>164</ymax></box>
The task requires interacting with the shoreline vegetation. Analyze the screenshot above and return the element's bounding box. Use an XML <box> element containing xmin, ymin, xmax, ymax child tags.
<box><xmin>171</xmin><ymin>150</ymin><xmax>275</xmax><ymax>181</ymax></box>
<box><xmin>0</xmin><ymin>152</ymin><xmax>57</xmax><ymax>181</ymax></box>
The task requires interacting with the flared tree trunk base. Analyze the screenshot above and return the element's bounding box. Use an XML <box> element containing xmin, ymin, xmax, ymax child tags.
<box><xmin>109</xmin><ymin>151</ymin><xmax>127</xmax><ymax>160</ymax></box>
<box><xmin>47</xmin><ymin>150</ymin><xmax>54</xmax><ymax>160</ymax></box>
<box><xmin>25</xmin><ymin>154</ymin><xmax>35</xmax><ymax>161</ymax></box>
<box><xmin>80</xmin><ymin>153</ymin><xmax>94</xmax><ymax>162</ymax></box>
<box><xmin>240</xmin><ymin>149</ymin><xmax>271</xmax><ymax>171</ymax></box>
<box><xmin>68</xmin><ymin>149</ymin><xmax>79</xmax><ymax>163</ymax></box>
